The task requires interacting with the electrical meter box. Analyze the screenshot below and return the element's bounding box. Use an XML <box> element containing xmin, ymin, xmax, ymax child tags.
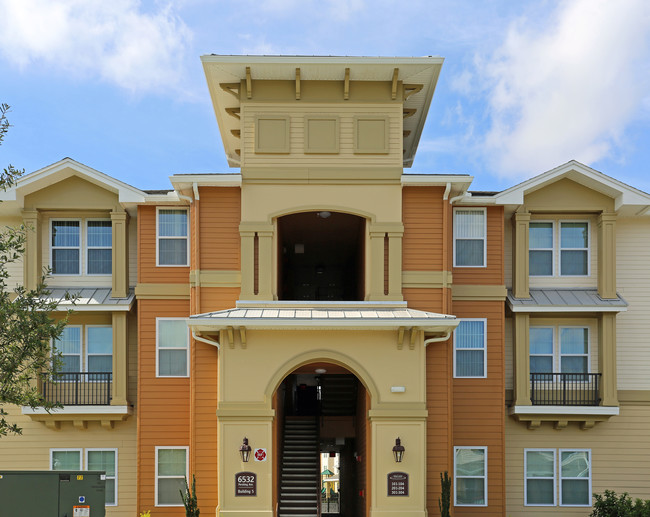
<box><xmin>0</xmin><ymin>471</ymin><xmax>106</xmax><ymax>517</ymax></box>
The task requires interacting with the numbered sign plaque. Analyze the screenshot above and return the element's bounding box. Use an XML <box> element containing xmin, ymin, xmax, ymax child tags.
<box><xmin>235</xmin><ymin>472</ymin><xmax>257</xmax><ymax>496</ymax></box>
<box><xmin>387</xmin><ymin>471</ymin><xmax>409</xmax><ymax>496</ymax></box>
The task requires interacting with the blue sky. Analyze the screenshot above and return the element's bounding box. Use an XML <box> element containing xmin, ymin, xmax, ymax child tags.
<box><xmin>1</xmin><ymin>0</ymin><xmax>649</xmax><ymax>192</ymax></box>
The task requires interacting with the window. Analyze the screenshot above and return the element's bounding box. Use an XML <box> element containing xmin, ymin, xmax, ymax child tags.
<box><xmin>454</xmin><ymin>208</ymin><xmax>486</xmax><ymax>267</ymax></box>
<box><xmin>156</xmin><ymin>319</ymin><xmax>189</xmax><ymax>377</ymax></box>
<box><xmin>560</xmin><ymin>449</ymin><xmax>591</xmax><ymax>506</ymax></box>
<box><xmin>529</xmin><ymin>220</ymin><xmax>589</xmax><ymax>277</ymax></box>
<box><xmin>51</xmin><ymin>449</ymin><xmax>118</xmax><ymax>506</ymax></box>
<box><xmin>529</xmin><ymin>326</ymin><xmax>589</xmax><ymax>375</ymax></box>
<box><xmin>51</xmin><ymin>449</ymin><xmax>82</xmax><ymax>470</ymax></box>
<box><xmin>454</xmin><ymin>446</ymin><xmax>487</xmax><ymax>507</ymax></box>
<box><xmin>87</xmin><ymin>449</ymin><xmax>118</xmax><ymax>506</ymax></box>
<box><xmin>156</xmin><ymin>447</ymin><xmax>188</xmax><ymax>506</ymax></box>
<box><xmin>525</xmin><ymin>449</ymin><xmax>591</xmax><ymax>507</ymax></box>
<box><xmin>51</xmin><ymin>218</ymin><xmax>112</xmax><ymax>275</ymax></box>
<box><xmin>157</xmin><ymin>209</ymin><xmax>189</xmax><ymax>266</ymax></box>
<box><xmin>53</xmin><ymin>325</ymin><xmax>113</xmax><ymax>374</ymax></box>
<box><xmin>454</xmin><ymin>319</ymin><xmax>487</xmax><ymax>378</ymax></box>
<box><xmin>525</xmin><ymin>449</ymin><xmax>556</xmax><ymax>506</ymax></box>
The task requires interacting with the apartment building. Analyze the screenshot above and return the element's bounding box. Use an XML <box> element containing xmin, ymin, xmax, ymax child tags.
<box><xmin>0</xmin><ymin>55</ymin><xmax>648</xmax><ymax>517</ymax></box>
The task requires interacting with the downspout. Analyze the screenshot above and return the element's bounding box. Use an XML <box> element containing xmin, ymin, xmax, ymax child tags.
<box><xmin>192</xmin><ymin>330</ymin><xmax>220</xmax><ymax>350</ymax></box>
<box><xmin>449</xmin><ymin>191</ymin><xmax>471</xmax><ymax>204</ymax></box>
<box><xmin>442</xmin><ymin>183</ymin><xmax>451</xmax><ymax>313</ymax></box>
<box><xmin>423</xmin><ymin>330</ymin><xmax>453</xmax><ymax>346</ymax></box>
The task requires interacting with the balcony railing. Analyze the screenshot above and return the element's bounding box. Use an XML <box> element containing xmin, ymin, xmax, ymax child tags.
<box><xmin>530</xmin><ymin>373</ymin><xmax>601</xmax><ymax>406</ymax></box>
<box><xmin>42</xmin><ymin>372</ymin><xmax>112</xmax><ymax>406</ymax></box>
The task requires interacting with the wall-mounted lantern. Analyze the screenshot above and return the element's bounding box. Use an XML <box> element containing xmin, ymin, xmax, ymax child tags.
<box><xmin>392</xmin><ymin>437</ymin><xmax>405</xmax><ymax>463</ymax></box>
<box><xmin>239</xmin><ymin>437</ymin><xmax>252</xmax><ymax>462</ymax></box>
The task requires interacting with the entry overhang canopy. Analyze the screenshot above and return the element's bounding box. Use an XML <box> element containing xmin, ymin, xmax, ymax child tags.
<box><xmin>188</xmin><ymin>301</ymin><xmax>458</xmax><ymax>333</ymax></box>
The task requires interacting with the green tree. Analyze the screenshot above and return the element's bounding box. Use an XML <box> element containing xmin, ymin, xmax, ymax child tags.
<box><xmin>0</xmin><ymin>104</ymin><xmax>72</xmax><ymax>436</ymax></box>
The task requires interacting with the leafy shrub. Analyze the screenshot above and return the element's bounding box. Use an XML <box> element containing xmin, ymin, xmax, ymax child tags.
<box><xmin>591</xmin><ymin>490</ymin><xmax>650</xmax><ymax>517</ymax></box>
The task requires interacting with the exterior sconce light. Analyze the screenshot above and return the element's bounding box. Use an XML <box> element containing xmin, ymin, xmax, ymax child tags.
<box><xmin>239</xmin><ymin>437</ymin><xmax>252</xmax><ymax>462</ymax></box>
<box><xmin>392</xmin><ymin>437</ymin><xmax>405</xmax><ymax>463</ymax></box>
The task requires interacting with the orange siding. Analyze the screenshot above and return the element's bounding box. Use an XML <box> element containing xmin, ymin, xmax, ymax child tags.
<box><xmin>198</xmin><ymin>187</ymin><xmax>241</xmax><ymax>270</ymax></box>
<box><xmin>138</xmin><ymin>205</ymin><xmax>190</xmax><ymax>284</ymax></box>
<box><xmin>402</xmin><ymin>186</ymin><xmax>446</xmax><ymax>271</ymax></box>
<box><xmin>451</xmin><ymin>300</ymin><xmax>505</xmax><ymax>516</ymax></box>
<box><xmin>137</xmin><ymin>299</ymin><xmax>191</xmax><ymax>515</ymax></box>
<box><xmin>452</xmin><ymin>206</ymin><xmax>504</xmax><ymax>285</ymax></box>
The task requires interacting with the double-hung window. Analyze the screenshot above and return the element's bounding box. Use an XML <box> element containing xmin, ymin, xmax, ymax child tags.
<box><xmin>529</xmin><ymin>326</ymin><xmax>589</xmax><ymax>375</ymax></box>
<box><xmin>157</xmin><ymin>209</ymin><xmax>189</xmax><ymax>266</ymax></box>
<box><xmin>51</xmin><ymin>449</ymin><xmax>118</xmax><ymax>506</ymax></box>
<box><xmin>156</xmin><ymin>318</ymin><xmax>189</xmax><ymax>377</ymax></box>
<box><xmin>525</xmin><ymin>449</ymin><xmax>591</xmax><ymax>507</ymax></box>
<box><xmin>454</xmin><ymin>319</ymin><xmax>487</xmax><ymax>378</ymax></box>
<box><xmin>529</xmin><ymin>221</ymin><xmax>589</xmax><ymax>276</ymax></box>
<box><xmin>454</xmin><ymin>446</ymin><xmax>487</xmax><ymax>506</ymax></box>
<box><xmin>156</xmin><ymin>447</ymin><xmax>188</xmax><ymax>506</ymax></box>
<box><xmin>51</xmin><ymin>218</ymin><xmax>112</xmax><ymax>275</ymax></box>
<box><xmin>454</xmin><ymin>208</ymin><xmax>486</xmax><ymax>267</ymax></box>
<box><xmin>53</xmin><ymin>325</ymin><xmax>113</xmax><ymax>374</ymax></box>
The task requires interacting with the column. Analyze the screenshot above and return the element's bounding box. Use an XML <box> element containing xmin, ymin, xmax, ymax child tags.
<box><xmin>21</xmin><ymin>210</ymin><xmax>41</xmax><ymax>291</ymax></box>
<box><xmin>111</xmin><ymin>312</ymin><xmax>128</xmax><ymax>406</ymax></box>
<box><xmin>513</xmin><ymin>313</ymin><xmax>531</xmax><ymax>407</ymax></box>
<box><xmin>598</xmin><ymin>313</ymin><xmax>618</xmax><ymax>407</ymax></box>
<box><xmin>368</xmin><ymin>229</ymin><xmax>385</xmax><ymax>301</ymax></box>
<box><xmin>111</xmin><ymin>210</ymin><xmax>129</xmax><ymax>298</ymax></box>
<box><xmin>387</xmin><ymin>228</ymin><xmax>404</xmax><ymax>302</ymax></box>
<box><xmin>597</xmin><ymin>212</ymin><xmax>617</xmax><ymax>299</ymax></box>
<box><xmin>512</xmin><ymin>210</ymin><xmax>530</xmax><ymax>299</ymax></box>
<box><xmin>239</xmin><ymin>224</ymin><xmax>256</xmax><ymax>299</ymax></box>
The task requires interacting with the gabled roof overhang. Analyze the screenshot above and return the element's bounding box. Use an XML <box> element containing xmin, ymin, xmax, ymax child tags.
<box><xmin>201</xmin><ymin>55</ymin><xmax>444</xmax><ymax>169</ymax></box>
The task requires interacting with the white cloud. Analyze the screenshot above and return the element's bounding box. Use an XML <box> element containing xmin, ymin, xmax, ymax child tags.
<box><xmin>0</xmin><ymin>0</ymin><xmax>193</xmax><ymax>95</ymax></box>
<box><xmin>476</xmin><ymin>0</ymin><xmax>650</xmax><ymax>178</ymax></box>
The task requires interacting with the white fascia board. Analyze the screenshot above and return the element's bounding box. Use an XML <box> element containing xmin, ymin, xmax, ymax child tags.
<box><xmin>22</xmin><ymin>405</ymin><xmax>132</xmax><ymax>415</ymax></box>
<box><xmin>50</xmin><ymin>303</ymin><xmax>134</xmax><ymax>312</ymax></box>
<box><xmin>456</xmin><ymin>196</ymin><xmax>497</xmax><ymax>205</ymax></box>
<box><xmin>401</xmin><ymin>175</ymin><xmax>473</xmax><ymax>187</ymax></box>
<box><xmin>143</xmin><ymin>192</ymin><xmax>183</xmax><ymax>204</ymax></box>
<box><xmin>170</xmin><ymin>174</ymin><xmax>242</xmax><ymax>189</ymax></box>
<box><xmin>509</xmin><ymin>405</ymin><xmax>619</xmax><ymax>416</ymax></box>
<box><xmin>507</xmin><ymin>303</ymin><xmax>627</xmax><ymax>313</ymax></box>
<box><xmin>200</xmin><ymin>55</ymin><xmax>445</xmax><ymax>69</ymax></box>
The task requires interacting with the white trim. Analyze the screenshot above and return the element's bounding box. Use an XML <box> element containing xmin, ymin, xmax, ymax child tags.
<box><xmin>156</xmin><ymin>318</ymin><xmax>190</xmax><ymax>378</ymax></box>
<box><xmin>453</xmin><ymin>318</ymin><xmax>487</xmax><ymax>379</ymax></box>
<box><xmin>23</xmin><ymin>405</ymin><xmax>132</xmax><ymax>415</ymax></box>
<box><xmin>559</xmin><ymin>449</ymin><xmax>592</xmax><ymax>507</ymax></box>
<box><xmin>156</xmin><ymin>207</ymin><xmax>189</xmax><ymax>267</ymax></box>
<box><xmin>155</xmin><ymin>446</ymin><xmax>189</xmax><ymax>507</ymax></box>
<box><xmin>524</xmin><ymin>448</ymin><xmax>556</xmax><ymax>506</ymax></box>
<box><xmin>50</xmin><ymin>218</ymin><xmax>82</xmax><ymax>276</ymax></box>
<box><xmin>170</xmin><ymin>174</ymin><xmax>242</xmax><ymax>188</ymax></box>
<box><xmin>86</xmin><ymin>448</ymin><xmax>118</xmax><ymax>506</ymax></box>
<box><xmin>559</xmin><ymin>220</ymin><xmax>590</xmax><ymax>277</ymax></box>
<box><xmin>85</xmin><ymin>325</ymin><xmax>113</xmax><ymax>375</ymax></box>
<box><xmin>509</xmin><ymin>304</ymin><xmax>626</xmax><ymax>313</ymax></box>
<box><xmin>400</xmin><ymin>174</ymin><xmax>473</xmax><ymax>187</ymax></box>
<box><xmin>453</xmin><ymin>207</ymin><xmax>487</xmax><ymax>268</ymax></box>
<box><xmin>50</xmin><ymin>448</ymin><xmax>82</xmax><ymax>470</ymax></box>
<box><xmin>453</xmin><ymin>446</ymin><xmax>488</xmax><ymax>507</ymax></box>
<box><xmin>85</xmin><ymin>218</ymin><xmax>112</xmax><ymax>276</ymax></box>
<box><xmin>509</xmin><ymin>406</ymin><xmax>619</xmax><ymax>416</ymax></box>
<box><xmin>529</xmin><ymin>221</ymin><xmax>555</xmax><ymax>277</ymax></box>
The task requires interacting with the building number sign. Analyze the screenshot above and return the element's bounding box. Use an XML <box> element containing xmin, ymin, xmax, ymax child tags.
<box><xmin>387</xmin><ymin>471</ymin><xmax>409</xmax><ymax>496</ymax></box>
<box><xmin>235</xmin><ymin>472</ymin><xmax>257</xmax><ymax>496</ymax></box>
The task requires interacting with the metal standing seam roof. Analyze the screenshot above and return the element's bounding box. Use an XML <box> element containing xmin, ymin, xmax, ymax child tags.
<box><xmin>507</xmin><ymin>288</ymin><xmax>628</xmax><ymax>312</ymax></box>
<box><xmin>40</xmin><ymin>287</ymin><xmax>135</xmax><ymax>311</ymax></box>
<box><xmin>189</xmin><ymin>305</ymin><xmax>458</xmax><ymax>331</ymax></box>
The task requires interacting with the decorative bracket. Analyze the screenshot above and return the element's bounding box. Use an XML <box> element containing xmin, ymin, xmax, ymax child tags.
<box><xmin>295</xmin><ymin>68</ymin><xmax>301</xmax><ymax>100</ymax></box>
<box><xmin>245</xmin><ymin>66</ymin><xmax>252</xmax><ymax>99</ymax></box>
<box><xmin>344</xmin><ymin>68</ymin><xmax>350</xmax><ymax>100</ymax></box>
<box><xmin>220</xmin><ymin>82</ymin><xmax>241</xmax><ymax>99</ymax></box>
<box><xmin>403</xmin><ymin>84</ymin><xmax>423</xmax><ymax>100</ymax></box>
<box><xmin>391</xmin><ymin>68</ymin><xmax>399</xmax><ymax>100</ymax></box>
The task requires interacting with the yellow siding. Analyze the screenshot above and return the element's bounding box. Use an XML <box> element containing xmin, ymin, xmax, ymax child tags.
<box><xmin>506</xmin><ymin>404</ymin><xmax>650</xmax><ymax>516</ymax></box>
<box><xmin>0</xmin><ymin>216</ymin><xmax>24</xmax><ymax>290</ymax></box>
<box><xmin>0</xmin><ymin>406</ymin><xmax>137</xmax><ymax>517</ymax></box>
<box><xmin>240</xmin><ymin>104</ymin><xmax>403</xmax><ymax>167</ymax></box>
<box><xmin>616</xmin><ymin>217</ymin><xmax>650</xmax><ymax>389</ymax></box>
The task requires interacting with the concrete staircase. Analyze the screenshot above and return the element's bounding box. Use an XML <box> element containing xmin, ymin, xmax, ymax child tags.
<box><xmin>279</xmin><ymin>416</ymin><xmax>320</xmax><ymax>517</ymax></box>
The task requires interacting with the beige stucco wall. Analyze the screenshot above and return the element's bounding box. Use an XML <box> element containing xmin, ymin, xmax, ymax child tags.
<box><xmin>505</xmin><ymin>404</ymin><xmax>650</xmax><ymax>516</ymax></box>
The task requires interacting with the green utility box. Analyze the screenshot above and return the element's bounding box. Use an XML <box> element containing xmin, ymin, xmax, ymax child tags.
<box><xmin>0</xmin><ymin>471</ymin><xmax>106</xmax><ymax>517</ymax></box>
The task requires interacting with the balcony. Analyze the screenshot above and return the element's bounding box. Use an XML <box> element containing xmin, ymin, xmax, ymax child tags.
<box><xmin>530</xmin><ymin>373</ymin><xmax>601</xmax><ymax>406</ymax></box>
<box><xmin>42</xmin><ymin>372</ymin><xmax>112</xmax><ymax>406</ymax></box>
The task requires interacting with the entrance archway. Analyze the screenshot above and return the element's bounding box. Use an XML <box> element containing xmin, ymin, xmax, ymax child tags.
<box><xmin>273</xmin><ymin>362</ymin><xmax>370</xmax><ymax>517</ymax></box>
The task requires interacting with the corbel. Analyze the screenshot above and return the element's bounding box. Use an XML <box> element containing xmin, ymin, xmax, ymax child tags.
<box><xmin>397</xmin><ymin>327</ymin><xmax>405</xmax><ymax>350</ymax></box>
<box><xmin>239</xmin><ymin>327</ymin><xmax>247</xmax><ymax>349</ymax></box>
<box><xmin>231</xmin><ymin>129</ymin><xmax>241</xmax><ymax>138</ymax></box>
<box><xmin>403</xmin><ymin>84</ymin><xmax>423</xmax><ymax>100</ymax></box>
<box><xmin>245</xmin><ymin>66</ymin><xmax>252</xmax><ymax>99</ymax></box>
<box><xmin>527</xmin><ymin>420</ymin><xmax>541</xmax><ymax>430</ymax></box>
<box><xmin>101</xmin><ymin>420</ymin><xmax>114</xmax><ymax>430</ymax></box>
<box><xmin>45</xmin><ymin>421</ymin><xmax>61</xmax><ymax>431</ymax></box>
<box><xmin>391</xmin><ymin>68</ymin><xmax>399</xmax><ymax>100</ymax></box>
<box><xmin>295</xmin><ymin>68</ymin><xmax>301</xmax><ymax>100</ymax></box>
<box><xmin>235</xmin><ymin>149</ymin><xmax>241</xmax><ymax>156</ymax></box>
<box><xmin>220</xmin><ymin>83</ymin><xmax>240</xmax><ymax>99</ymax></box>
<box><xmin>403</xmin><ymin>108</ymin><xmax>416</xmax><ymax>118</ymax></box>
<box><xmin>344</xmin><ymin>68</ymin><xmax>350</xmax><ymax>100</ymax></box>
<box><xmin>554</xmin><ymin>420</ymin><xmax>568</xmax><ymax>430</ymax></box>
<box><xmin>227</xmin><ymin>326</ymin><xmax>235</xmax><ymax>349</ymax></box>
<box><xmin>225</xmin><ymin>107</ymin><xmax>241</xmax><ymax>120</ymax></box>
<box><xmin>581</xmin><ymin>420</ymin><xmax>596</xmax><ymax>430</ymax></box>
<box><xmin>409</xmin><ymin>328</ymin><xmax>418</xmax><ymax>350</ymax></box>
<box><xmin>403</xmin><ymin>130</ymin><xmax>411</xmax><ymax>137</ymax></box>
<box><xmin>73</xmin><ymin>420</ymin><xmax>88</xmax><ymax>430</ymax></box>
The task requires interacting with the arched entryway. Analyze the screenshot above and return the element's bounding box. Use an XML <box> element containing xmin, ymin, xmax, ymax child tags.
<box><xmin>273</xmin><ymin>361</ymin><xmax>371</xmax><ymax>517</ymax></box>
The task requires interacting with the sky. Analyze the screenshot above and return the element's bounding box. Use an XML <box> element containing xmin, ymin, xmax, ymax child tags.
<box><xmin>1</xmin><ymin>0</ymin><xmax>649</xmax><ymax>193</ymax></box>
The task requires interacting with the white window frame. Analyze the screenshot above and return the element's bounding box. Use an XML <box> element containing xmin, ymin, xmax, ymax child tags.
<box><xmin>453</xmin><ymin>207</ymin><xmax>487</xmax><ymax>268</ymax></box>
<box><xmin>86</xmin><ymin>448</ymin><xmax>118</xmax><ymax>507</ymax></box>
<box><xmin>156</xmin><ymin>318</ymin><xmax>190</xmax><ymax>378</ymax></box>
<box><xmin>559</xmin><ymin>220</ymin><xmax>590</xmax><ymax>277</ymax></box>
<box><xmin>524</xmin><ymin>448</ymin><xmax>556</xmax><ymax>506</ymax></box>
<box><xmin>529</xmin><ymin>220</ymin><xmax>555</xmax><ymax>277</ymax></box>
<box><xmin>453</xmin><ymin>318</ymin><xmax>487</xmax><ymax>379</ymax></box>
<box><xmin>50</xmin><ymin>218</ymin><xmax>82</xmax><ymax>276</ymax></box>
<box><xmin>50</xmin><ymin>448</ymin><xmax>82</xmax><ymax>470</ymax></box>
<box><xmin>453</xmin><ymin>446</ymin><xmax>488</xmax><ymax>507</ymax></box>
<box><xmin>85</xmin><ymin>325</ymin><xmax>113</xmax><ymax>376</ymax></box>
<box><xmin>559</xmin><ymin>326</ymin><xmax>590</xmax><ymax>374</ymax></box>
<box><xmin>52</xmin><ymin>325</ymin><xmax>83</xmax><ymax>374</ymax></box>
<box><xmin>559</xmin><ymin>449</ymin><xmax>592</xmax><ymax>507</ymax></box>
<box><xmin>156</xmin><ymin>207</ymin><xmax>189</xmax><ymax>267</ymax></box>
<box><xmin>155</xmin><ymin>446</ymin><xmax>189</xmax><ymax>507</ymax></box>
<box><xmin>86</xmin><ymin>218</ymin><xmax>113</xmax><ymax>276</ymax></box>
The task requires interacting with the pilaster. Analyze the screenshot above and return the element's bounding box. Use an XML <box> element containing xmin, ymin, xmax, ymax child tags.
<box><xmin>512</xmin><ymin>210</ymin><xmax>530</xmax><ymax>299</ymax></box>
<box><xmin>597</xmin><ymin>212</ymin><xmax>617</xmax><ymax>299</ymax></box>
<box><xmin>111</xmin><ymin>210</ymin><xmax>129</xmax><ymax>298</ymax></box>
<box><xmin>21</xmin><ymin>210</ymin><xmax>41</xmax><ymax>291</ymax></box>
<box><xmin>513</xmin><ymin>313</ymin><xmax>531</xmax><ymax>407</ymax></box>
<box><xmin>598</xmin><ymin>313</ymin><xmax>618</xmax><ymax>407</ymax></box>
<box><xmin>111</xmin><ymin>312</ymin><xmax>128</xmax><ymax>406</ymax></box>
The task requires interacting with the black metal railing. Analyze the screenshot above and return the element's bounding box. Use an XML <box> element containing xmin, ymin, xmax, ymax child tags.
<box><xmin>530</xmin><ymin>372</ymin><xmax>601</xmax><ymax>406</ymax></box>
<box><xmin>42</xmin><ymin>372</ymin><xmax>112</xmax><ymax>405</ymax></box>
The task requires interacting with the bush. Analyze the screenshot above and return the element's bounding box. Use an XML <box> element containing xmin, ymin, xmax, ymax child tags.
<box><xmin>591</xmin><ymin>490</ymin><xmax>650</xmax><ymax>517</ymax></box>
